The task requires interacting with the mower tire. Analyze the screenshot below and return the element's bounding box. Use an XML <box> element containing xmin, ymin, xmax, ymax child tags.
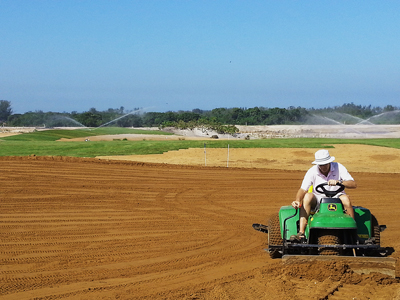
<box><xmin>268</xmin><ymin>213</ymin><xmax>283</xmax><ymax>259</ymax></box>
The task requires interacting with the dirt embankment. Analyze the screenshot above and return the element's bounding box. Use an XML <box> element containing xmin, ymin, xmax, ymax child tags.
<box><xmin>1</xmin><ymin>155</ymin><xmax>399</xmax><ymax>299</ymax></box>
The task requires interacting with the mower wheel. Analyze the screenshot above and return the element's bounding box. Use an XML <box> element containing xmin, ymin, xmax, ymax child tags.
<box><xmin>268</xmin><ymin>213</ymin><xmax>283</xmax><ymax>259</ymax></box>
<box><xmin>317</xmin><ymin>230</ymin><xmax>341</xmax><ymax>255</ymax></box>
<box><xmin>371</xmin><ymin>214</ymin><xmax>380</xmax><ymax>245</ymax></box>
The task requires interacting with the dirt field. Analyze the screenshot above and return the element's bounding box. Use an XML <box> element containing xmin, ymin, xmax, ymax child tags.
<box><xmin>1</xmin><ymin>145</ymin><xmax>400</xmax><ymax>299</ymax></box>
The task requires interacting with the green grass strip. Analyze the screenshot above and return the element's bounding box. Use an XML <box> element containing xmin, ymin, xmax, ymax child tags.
<box><xmin>1</xmin><ymin>127</ymin><xmax>172</xmax><ymax>142</ymax></box>
<box><xmin>0</xmin><ymin>132</ymin><xmax>399</xmax><ymax>158</ymax></box>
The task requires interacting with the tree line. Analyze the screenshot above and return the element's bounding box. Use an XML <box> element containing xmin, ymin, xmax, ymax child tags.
<box><xmin>1</xmin><ymin>100</ymin><xmax>399</xmax><ymax>132</ymax></box>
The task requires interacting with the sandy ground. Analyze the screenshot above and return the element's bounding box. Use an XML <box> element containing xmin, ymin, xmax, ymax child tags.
<box><xmin>1</xmin><ymin>146</ymin><xmax>400</xmax><ymax>299</ymax></box>
<box><xmin>236</xmin><ymin>124</ymin><xmax>400</xmax><ymax>139</ymax></box>
<box><xmin>97</xmin><ymin>144</ymin><xmax>400</xmax><ymax>173</ymax></box>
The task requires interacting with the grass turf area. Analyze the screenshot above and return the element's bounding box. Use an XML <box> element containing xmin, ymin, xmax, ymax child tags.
<box><xmin>2</xmin><ymin>127</ymin><xmax>172</xmax><ymax>142</ymax></box>
<box><xmin>0</xmin><ymin>128</ymin><xmax>399</xmax><ymax>157</ymax></box>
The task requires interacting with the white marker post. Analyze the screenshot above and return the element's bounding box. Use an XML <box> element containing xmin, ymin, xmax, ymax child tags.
<box><xmin>204</xmin><ymin>143</ymin><xmax>206</xmax><ymax>166</ymax></box>
<box><xmin>227</xmin><ymin>144</ymin><xmax>230</xmax><ymax>168</ymax></box>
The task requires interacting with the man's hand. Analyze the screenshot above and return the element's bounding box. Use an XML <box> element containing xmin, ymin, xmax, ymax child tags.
<box><xmin>292</xmin><ymin>201</ymin><xmax>301</xmax><ymax>209</ymax></box>
<box><xmin>328</xmin><ymin>179</ymin><xmax>340</xmax><ymax>186</ymax></box>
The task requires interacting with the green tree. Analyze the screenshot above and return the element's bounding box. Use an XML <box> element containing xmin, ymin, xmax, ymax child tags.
<box><xmin>0</xmin><ymin>100</ymin><xmax>13</xmax><ymax>123</ymax></box>
<box><xmin>75</xmin><ymin>111</ymin><xmax>103</xmax><ymax>127</ymax></box>
<box><xmin>383</xmin><ymin>105</ymin><xmax>395</xmax><ymax>112</ymax></box>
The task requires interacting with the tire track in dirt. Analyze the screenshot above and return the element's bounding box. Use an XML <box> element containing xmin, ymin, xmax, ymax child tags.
<box><xmin>0</xmin><ymin>157</ymin><xmax>399</xmax><ymax>299</ymax></box>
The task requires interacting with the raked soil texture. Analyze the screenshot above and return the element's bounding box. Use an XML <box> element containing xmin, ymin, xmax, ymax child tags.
<box><xmin>1</xmin><ymin>147</ymin><xmax>400</xmax><ymax>299</ymax></box>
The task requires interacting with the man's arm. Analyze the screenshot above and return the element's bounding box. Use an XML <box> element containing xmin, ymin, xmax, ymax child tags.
<box><xmin>292</xmin><ymin>188</ymin><xmax>307</xmax><ymax>209</ymax></box>
<box><xmin>336</xmin><ymin>163</ymin><xmax>357</xmax><ymax>189</ymax></box>
<box><xmin>328</xmin><ymin>179</ymin><xmax>357</xmax><ymax>189</ymax></box>
<box><xmin>342</xmin><ymin>180</ymin><xmax>357</xmax><ymax>189</ymax></box>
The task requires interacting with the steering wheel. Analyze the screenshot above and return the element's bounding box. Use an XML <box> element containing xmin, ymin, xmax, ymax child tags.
<box><xmin>315</xmin><ymin>182</ymin><xmax>345</xmax><ymax>198</ymax></box>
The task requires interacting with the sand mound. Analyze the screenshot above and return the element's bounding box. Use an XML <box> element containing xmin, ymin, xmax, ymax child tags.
<box><xmin>97</xmin><ymin>144</ymin><xmax>400</xmax><ymax>173</ymax></box>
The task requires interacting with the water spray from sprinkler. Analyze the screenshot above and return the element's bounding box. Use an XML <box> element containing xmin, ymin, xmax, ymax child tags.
<box><xmin>95</xmin><ymin>108</ymin><xmax>147</xmax><ymax>129</ymax></box>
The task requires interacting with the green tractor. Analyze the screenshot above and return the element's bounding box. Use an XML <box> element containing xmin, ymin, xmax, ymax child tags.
<box><xmin>253</xmin><ymin>183</ymin><xmax>396</xmax><ymax>276</ymax></box>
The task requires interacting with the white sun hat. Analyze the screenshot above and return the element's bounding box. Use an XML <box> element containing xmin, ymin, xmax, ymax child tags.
<box><xmin>312</xmin><ymin>149</ymin><xmax>335</xmax><ymax>165</ymax></box>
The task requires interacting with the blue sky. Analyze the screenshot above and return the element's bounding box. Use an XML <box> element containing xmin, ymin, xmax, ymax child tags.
<box><xmin>1</xmin><ymin>1</ymin><xmax>399</xmax><ymax>114</ymax></box>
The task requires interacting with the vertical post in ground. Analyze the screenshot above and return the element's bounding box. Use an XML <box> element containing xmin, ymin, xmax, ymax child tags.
<box><xmin>227</xmin><ymin>144</ymin><xmax>230</xmax><ymax>168</ymax></box>
<box><xmin>204</xmin><ymin>143</ymin><xmax>206</xmax><ymax>166</ymax></box>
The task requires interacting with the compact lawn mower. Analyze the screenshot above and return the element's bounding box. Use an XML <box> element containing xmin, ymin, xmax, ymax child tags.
<box><xmin>253</xmin><ymin>183</ymin><xmax>397</xmax><ymax>277</ymax></box>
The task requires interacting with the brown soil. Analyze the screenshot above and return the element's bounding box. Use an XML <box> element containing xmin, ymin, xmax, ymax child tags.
<box><xmin>1</xmin><ymin>146</ymin><xmax>400</xmax><ymax>299</ymax></box>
